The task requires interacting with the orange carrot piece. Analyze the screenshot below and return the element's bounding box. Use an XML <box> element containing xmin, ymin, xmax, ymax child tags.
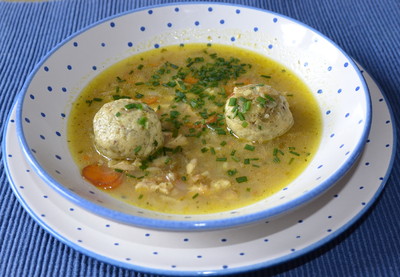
<box><xmin>238</xmin><ymin>78</ymin><xmax>252</xmax><ymax>85</ymax></box>
<box><xmin>206</xmin><ymin>115</ymin><xmax>218</xmax><ymax>124</ymax></box>
<box><xmin>82</xmin><ymin>164</ymin><xmax>123</xmax><ymax>190</ymax></box>
<box><xmin>142</xmin><ymin>96</ymin><xmax>159</xmax><ymax>105</ymax></box>
<box><xmin>224</xmin><ymin>78</ymin><xmax>255</xmax><ymax>96</ymax></box>
<box><xmin>223</xmin><ymin>84</ymin><xmax>234</xmax><ymax>97</ymax></box>
<box><xmin>187</xmin><ymin>115</ymin><xmax>218</xmax><ymax>129</ymax></box>
<box><xmin>81</xmin><ymin>154</ymin><xmax>91</xmax><ymax>161</ymax></box>
<box><xmin>183</xmin><ymin>75</ymin><xmax>199</xmax><ymax>84</ymax></box>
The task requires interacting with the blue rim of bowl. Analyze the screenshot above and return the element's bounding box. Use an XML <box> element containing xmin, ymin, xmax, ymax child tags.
<box><xmin>16</xmin><ymin>2</ymin><xmax>372</xmax><ymax>232</ymax></box>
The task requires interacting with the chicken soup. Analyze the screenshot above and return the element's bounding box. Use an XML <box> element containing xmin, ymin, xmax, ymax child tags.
<box><xmin>67</xmin><ymin>43</ymin><xmax>322</xmax><ymax>214</ymax></box>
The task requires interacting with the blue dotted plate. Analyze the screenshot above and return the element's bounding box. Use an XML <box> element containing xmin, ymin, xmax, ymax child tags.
<box><xmin>15</xmin><ymin>3</ymin><xmax>371</xmax><ymax>230</ymax></box>
<box><xmin>3</xmin><ymin>65</ymin><xmax>395</xmax><ymax>275</ymax></box>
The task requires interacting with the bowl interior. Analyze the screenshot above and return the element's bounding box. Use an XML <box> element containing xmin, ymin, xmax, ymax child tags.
<box><xmin>17</xmin><ymin>3</ymin><xmax>371</xmax><ymax>230</ymax></box>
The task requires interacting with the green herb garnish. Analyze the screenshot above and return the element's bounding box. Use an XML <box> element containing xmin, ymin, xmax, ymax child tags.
<box><xmin>236</xmin><ymin>176</ymin><xmax>248</xmax><ymax>183</ymax></box>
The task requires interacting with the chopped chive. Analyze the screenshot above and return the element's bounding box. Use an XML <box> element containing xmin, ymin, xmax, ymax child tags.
<box><xmin>244</xmin><ymin>144</ymin><xmax>255</xmax><ymax>151</ymax></box>
<box><xmin>134</xmin><ymin>146</ymin><xmax>142</xmax><ymax>153</ymax></box>
<box><xmin>125</xmin><ymin>103</ymin><xmax>142</xmax><ymax>110</ymax></box>
<box><xmin>135</xmin><ymin>82</ymin><xmax>144</xmax><ymax>85</ymax></box>
<box><xmin>273</xmin><ymin>157</ymin><xmax>280</xmax><ymax>163</ymax></box>
<box><xmin>261</xmin><ymin>75</ymin><xmax>271</xmax><ymax>79</ymax></box>
<box><xmin>220</xmin><ymin>141</ymin><xmax>227</xmax><ymax>146</ymax></box>
<box><xmin>116</xmin><ymin>76</ymin><xmax>126</xmax><ymax>83</ymax></box>
<box><xmin>201</xmin><ymin>147</ymin><xmax>209</xmax><ymax>153</ymax></box>
<box><xmin>114</xmin><ymin>168</ymin><xmax>123</xmax><ymax>173</ymax></box>
<box><xmin>243</xmin><ymin>100</ymin><xmax>251</xmax><ymax>112</ymax></box>
<box><xmin>236</xmin><ymin>176</ymin><xmax>248</xmax><ymax>183</ymax></box>
<box><xmin>241</xmin><ymin>121</ymin><xmax>248</xmax><ymax>128</ymax></box>
<box><xmin>115</xmin><ymin>112</ymin><xmax>121</xmax><ymax>117</ymax></box>
<box><xmin>227</xmin><ymin>169</ymin><xmax>238</xmax><ymax>176</ymax></box>
<box><xmin>138</xmin><ymin>194</ymin><xmax>144</xmax><ymax>199</ymax></box>
<box><xmin>252</xmin><ymin>164</ymin><xmax>260</xmax><ymax>168</ymax></box>
<box><xmin>135</xmin><ymin>93</ymin><xmax>144</xmax><ymax>99</ymax></box>
<box><xmin>113</xmin><ymin>95</ymin><xmax>131</xmax><ymax>100</ymax></box>
<box><xmin>228</xmin><ymin>97</ymin><xmax>237</xmax><ymax>106</ymax></box>
<box><xmin>216</xmin><ymin>157</ymin><xmax>227</xmax><ymax>162</ymax></box>
<box><xmin>170</xmin><ymin>110</ymin><xmax>180</xmax><ymax>119</ymax></box>
<box><xmin>210</xmin><ymin>147</ymin><xmax>216</xmax><ymax>155</ymax></box>
<box><xmin>165</xmin><ymin>81</ymin><xmax>177</xmax><ymax>88</ymax></box>
<box><xmin>192</xmin><ymin>193</ymin><xmax>199</xmax><ymax>199</ymax></box>
<box><xmin>216</xmin><ymin>128</ymin><xmax>227</xmax><ymax>135</ymax></box>
<box><xmin>237</xmin><ymin>112</ymin><xmax>245</xmax><ymax>121</ymax></box>
<box><xmin>265</xmin><ymin>95</ymin><xmax>275</xmax><ymax>102</ymax></box>
<box><xmin>231</xmin><ymin>156</ymin><xmax>240</xmax><ymax>162</ymax></box>
<box><xmin>137</xmin><ymin>116</ymin><xmax>148</xmax><ymax>127</ymax></box>
<box><xmin>137</xmin><ymin>64</ymin><xmax>144</xmax><ymax>70</ymax></box>
<box><xmin>230</xmin><ymin>150</ymin><xmax>236</xmax><ymax>156</ymax></box>
<box><xmin>289</xmin><ymin>151</ymin><xmax>300</xmax><ymax>156</ymax></box>
<box><xmin>244</xmin><ymin>159</ymin><xmax>250</xmax><ymax>164</ymax></box>
<box><xmin>289</xmin><ymin>158</ymin><xmax>295</xmax><ymax>165</ymax></box>
<box><xmin>256</xmin><ymin>96</ymin><xmax>267</xmax><ymax>105</ymax></box>
<box><xmin>273</xmin><ymin>148</ymin><xmax>284</xmax><ymax>156</ymax></box>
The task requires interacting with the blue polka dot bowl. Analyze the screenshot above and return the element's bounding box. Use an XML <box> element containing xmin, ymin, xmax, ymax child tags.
<box><xmin>16</xmin><ymin>3</ymin><xmax>371</xmax><ymax>231</ymax></box>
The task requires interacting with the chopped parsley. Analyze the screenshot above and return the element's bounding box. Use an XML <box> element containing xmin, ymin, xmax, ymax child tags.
<box><xmin>236</xmin><ymin>176</ymin><xmax>248</xmax><ymax>183</ymax></box>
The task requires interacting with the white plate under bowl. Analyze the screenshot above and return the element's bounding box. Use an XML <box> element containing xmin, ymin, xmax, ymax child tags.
<box><xmin>15</xmin><ymin>3</ymin><xmax>371</xmax><ymax>230</ymax></box>
<box><xmin>3</xmin><ymin>66</ymin><xmax>395</xmax><ymax>276</ymax></box>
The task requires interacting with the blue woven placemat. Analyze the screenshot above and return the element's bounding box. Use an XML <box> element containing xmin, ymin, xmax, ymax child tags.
<box><xmin>1</xmin><ymin>0</ymin><xmax>399</xmax><ymax>276</ymax></box>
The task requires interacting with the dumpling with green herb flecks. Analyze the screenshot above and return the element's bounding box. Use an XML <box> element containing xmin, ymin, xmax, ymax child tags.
<box><xmin>93</xmin><ymin>99</ymin><xmax>163</xmax><ymax>160</ymax></box>
<box><xmin>225</xmin><ymin>84</ymin><xmax>294</xmax><ymax>143</ymax></box>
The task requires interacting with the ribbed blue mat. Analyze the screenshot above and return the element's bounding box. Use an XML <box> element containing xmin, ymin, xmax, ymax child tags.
<box><xmin>1</xmin><ymin>0</ymin><xmax>399</xmax><ymax>276</ymax></box>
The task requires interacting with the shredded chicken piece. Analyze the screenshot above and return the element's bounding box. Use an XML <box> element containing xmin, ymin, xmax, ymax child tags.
<box><xmin>165</xmin><ymin>134</ymin><xmax>189</xmax><ymax>148</ymax></box>
<box><xmin>190</xmin><ymin>171</ymin><xmax>210</xmax><ymax>183</ymax></box>
<box><xmin>135</xmin><ymin>179</ymin><xmax>174</xmax><ymax>195</ymax></box>
<box><xmin>210</xmin><ymin>179</ymin><xmax>232</xmax><ymax>191</ymax></box>
<box><xmin>107</xmin><ymin>159</ymin><xmax>141</xmax><ymax>171</ymax></box>
<box><xmin>188</xmin><ymin>183</ymin><xmax>209</xmax><ymax>195</ymax></box>
<box><xmin>186</xmin><ymin>158</ymin><xmax>197</xmax><ymax>175</ymax></box>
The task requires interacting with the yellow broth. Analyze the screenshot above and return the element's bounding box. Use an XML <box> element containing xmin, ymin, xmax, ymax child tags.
<box><xmin>67</xmin><ymin>43</ymin><xmax>322</xmax><ymax>214</ymax></box>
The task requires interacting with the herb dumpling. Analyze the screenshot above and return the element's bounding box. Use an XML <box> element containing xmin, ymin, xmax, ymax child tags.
<box><xmin>225</xmin><ymin>84</ymin><xmax>294</xmax><ymax>143</ymax></box>
<box><xmin>93</xmin><ymin>99</ymin><xmax>163</xmax><ymax>160</ymax></box>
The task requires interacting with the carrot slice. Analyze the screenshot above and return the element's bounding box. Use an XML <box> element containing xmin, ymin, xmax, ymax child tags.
<box><xmin>206</xmin><ymin>115</ymin><xmax>218</xmax><ymax>124</ymax></box>
<box><xmin>183</xmin><ymin>75</ymin><xmax>199</xmax><ymax>84</ymax></box>
<box><xmin>223</xmin><ymin>84</ymin><xmax>234</xmax><ymax>97</ymax></box>
<box><xmin>224</xmin><ymin>78</ymin><xmax>255</xmax><ymax>96</ymax></box>
<box><xmin>187</xmin><ymin>115</ymin><xmax>218</xmax><ymax>129</ymax></box>
<box><xmin>82</xmin><ymin>164</ymin><xmax>123</xmax><ymax>190</ymax></box>
<box><xmin>142</xmin><ymin>96</ymin><xmax>159</xmax><ymax>105</ymax></box>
